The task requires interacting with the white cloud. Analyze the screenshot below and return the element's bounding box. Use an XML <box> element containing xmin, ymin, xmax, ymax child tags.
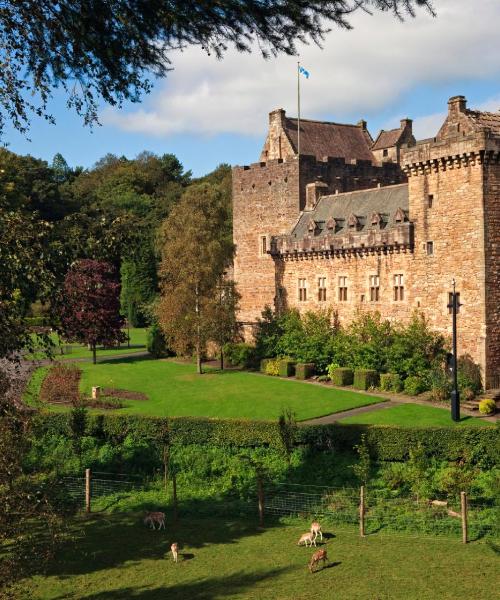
<box><xmin>102</xmin><ymin>0</ymin><xmax>500</xmax><ymax>138</ymax></box>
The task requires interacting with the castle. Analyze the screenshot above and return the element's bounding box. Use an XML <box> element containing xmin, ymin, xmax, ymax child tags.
<box><xmin>232</xmin><ymin>96</ymin><xmax>500</xmax><ymax>387</ymax></box>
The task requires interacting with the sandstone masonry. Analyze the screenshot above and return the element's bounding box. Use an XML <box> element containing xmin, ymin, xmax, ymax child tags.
<box><xmin>232</xmin><ymin>97</ymin><xmax>500</xmax><ymax>387</ymax></box>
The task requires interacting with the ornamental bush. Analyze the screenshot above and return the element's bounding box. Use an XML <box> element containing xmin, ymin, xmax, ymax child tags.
<box><xmin>279</xmin><ymin>358</ymin><xmax>296</xmax><ymax>378</ymax></box>
<box><xmin>295</xmin><ymin>363</ymin><xmax>315</xmax><ymax>380</ymax></box>
<box><xmin>458</xmin><ymin>354</ymin><xmax>483</xmax><ymax>395</ymax></box>
<box><xmin>379</xmin><ymin>373</ymin><xmax>403</xmax><ymax>393</ymax></box>
<box><xmin>331</xmin><ymin>367</ymin><xmax>354</xmax><ymax>386</ymax></box>
<box><xmin>403</xmin><ymin>375</ymin><xmax>428</xmax><ymax>396</ymax></box>
<box><xmin>147</xmin><ymin>323</ymin><xmax>169</xmax><ymax>358</ymax></box>
<box><xmin>265</xmin><ymin>358</ymin><xmax>280</xmax><ymax>376</ymax></box>
<box><xmin>260</xmin><ymin>358</ymin><xmax>271</xmax><ymax>373</ymax></box>
<box><xmin>479</xmin><ymin>399</ymin><xmax>496</xmax><ymax>415</ymax></box>
<box><xmin>353</xmin><ymin>369</ymin><xmax>379</xmax><ymax>390</ymax></box>
<box><xmin>222</xmin><ymin>342</ymin><xmax>255</xmax><ymax>367</ymax></box>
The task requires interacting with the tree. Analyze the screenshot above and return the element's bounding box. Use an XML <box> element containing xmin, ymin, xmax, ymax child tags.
<box><xmin>57</xmin><ymin>260</ymin><xmax>125</xmax><ymax>364</ymax></box>
<box><xmin>157</xmin><ymin>182</ymin><xmax>233</xmax><ymax>374</ymax></box>
<box><xmin>120</xmin><ymin>246</ymin><xmax>158</xmax><ymax>327</ymax></box>
<box><xmin>0</xmin><ymin>1</ymin><xmax>433</xmax><ymax>136</ymax></box>
<box><xmin>206</xmin><ymin>278</ymin><xmax>241</xmax><ymax>369</ymax></box>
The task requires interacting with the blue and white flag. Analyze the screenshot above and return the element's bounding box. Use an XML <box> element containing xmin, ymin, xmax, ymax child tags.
<box><xmin>299</xmin><ymin>66</ymin><xmax>310</xmax><ymax>79</ymax></box>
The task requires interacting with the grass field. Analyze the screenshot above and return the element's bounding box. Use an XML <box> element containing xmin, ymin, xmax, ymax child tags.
<box><xmin>73</xmin><ymin>356</ymin><xmax>383</xmax><ymax>421</ymax></box>
<box><xmin>29</xmin><ymin>328</ymin><xmax>147</xmax><ymax>361</ymax></box>
<box><xmin>17</xmin><ymin>514</ymin><xmax>500</xmax><ymax>600</ymax></box>
<box><xmin>340</xmin><ymin>403</ymin><xmax>494</xmax><ymax>427</ymax></box>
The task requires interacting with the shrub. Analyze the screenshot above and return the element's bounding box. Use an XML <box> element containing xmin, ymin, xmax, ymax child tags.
<box><xmin>39</xmin><ymin>364</ymin><xmax>82</xmax><ymax>405</ymax></box>
<box><xmin>260</xmin><ymin>358</ymin><xmax>271</xmax><ymax>373</ymax></box>
<box><xmin>479</xmin><ymin>399</ymin><xmax>496</xmax><ymax>415</ymax></box>
<box><xmin>331</xmin><ymin>367</ymin><xmax>354</xmax><ymax>387</ymax></box>
<box><xmin>404</xmin><ymin>375</ymin><xmax>428</xmax><ymax>396</ymax></box>
<box><xmin>458</xmin><ymin>354</ymin><xmax>483</xmax><ymax>395</ymax></box>
<box><xmin>265</xmin><ymin>358</ymin><xmax>281</xmax><ymax>376</ymax></box>
<box><xmin>222</xmin><ymin>342</ymin><xmax>254</xmax><ymax>367</ymax></box>
<box><xmin>295</xmin><ymin>363</ymin><xmax>315</xmax><ymax>380</ymax></box>
<box><xmin>379</xmin><ymin>373</ymin><xmax>403</xmax><ymax>393</ymax></box>
<box><xmin>462</xmin><ymin>387</ymin><xmax>475</xmax><ymax>402</ymax></box>
<box><xmin>279</xmin><ymin>359</ymin><xmax>296</xmax><ymax>378</ymax></box>
<box><xmin>85</xmin><ymin>397</ymin><xmax>125</xmax><ymax>410</ymax></box>
<box><xmin>326</xmin><ymin>362</ymin><xmax>340</xmax><ymax>380</ymax></box>
<box><xmin>317</xmin><ymin>375</ymin><xmax>330</xmax><ymax>383</ymax></box>
<box><xmin>147</xmin><ymin>323</ymin><xmax>169</xmax><ymax>358</ymax></box>
<box><xmin>428</xmin><ymin>368</ymin><xmax>452</xmax><ymax>402</ymax></box>
<box><xmin>353</xmin><ymin>369</ymin><xmax>379</xmax><ymax>390</ymax></box>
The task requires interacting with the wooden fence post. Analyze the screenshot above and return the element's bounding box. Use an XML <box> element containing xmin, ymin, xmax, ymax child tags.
<box><xmin>172</xmin><ymin>470</ymin><xmax>178</xmax><ymax>524</ymax></box>
<box><xmin>85</xmin><ymin>468</ymin><xmax>91</xmax><ymax>513</ymax></box>
<box><xmin>461</xmin><ymin>491</ymin><xmax>468</xmax><ymax>544</ymax></box>
<box><xmin>359</xmin><ymin>485</ymin><xmax>365</xmax><ymax>537</ymax></box>
<box><xmin>257</xmin><ymin>475</ymin><xmax>264</xmax><ymax>527</ymax></box>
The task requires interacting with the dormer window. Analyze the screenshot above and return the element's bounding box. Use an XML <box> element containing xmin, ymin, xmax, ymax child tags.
<box><xmin>394</xmin><ymin>207</ymin><xmax>406</xmax><ymax>223</ymax></box>
<box><xmin>347</xmin><ymin>213</ymin><xmax>359</xmax><ymax>230</ymax></box>
<box><xmin>308</xmin><ymin>219</ymin><xmax>318</xmax><ymax>233</ymax></box>
<box><xmin>326</xmin><ymin>217</ymin><xmax>338</xmax><ymax>231</ymax></box>
<box><xmin>371</xmin><ymin>212</ymin><xmax>382</xmax><ymax>227</ymax></box>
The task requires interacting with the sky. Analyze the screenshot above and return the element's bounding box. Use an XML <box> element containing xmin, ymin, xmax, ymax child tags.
<box><xmin>4</xmin><ymin>0</ymin><xmax>500</xmax><ymax>177</ymax></box>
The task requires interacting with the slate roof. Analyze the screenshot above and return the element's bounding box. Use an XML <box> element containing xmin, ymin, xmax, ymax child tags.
<box><xmin>283</xmin><ymin>117</ymin><xmax>374</xmax><ymax>162</ymax></box>
<box><xmin>466</xmin><ymin>109</ymin><xmax>500</xmax><ymax>135</ymax></box>
<box><xmin>371</xmin><ymin>128</ymin><xmax>405</xmax><ymax>150</ymax></box>
<box><xmin>291</xmin><ymin>184</ymin><xmax>409</xmax><ymax>240</ymax></box>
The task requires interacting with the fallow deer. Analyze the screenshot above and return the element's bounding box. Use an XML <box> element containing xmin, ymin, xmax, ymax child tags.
<box><xmin>309</xmin><ymin>548</ymin><xmax>328</xmax><ymax>573</ymax></box>
<box><xmin>297</xmin><ymin>532</ymin><xmax>316</xmax><ymax>547</ymax></box>
<box><xmin>144</xmin><ymin>511</ymin><xmax>166</xmax><ymax>530</ymax></box>
<box><xmin>310</xmin><ymin>521</ymin><xmax>323</xmax><ymax>542</ymax></box>
<box><xmin>171</xmin><ymin>542</ymin><xmax>178</xmax><ymax>562</ymax></box>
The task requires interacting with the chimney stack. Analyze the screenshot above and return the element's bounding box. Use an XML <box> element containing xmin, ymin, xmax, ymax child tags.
<box><xmin>448</xmin><ymin>96</ymin><xmax>467</xmax><ymax>115</ymax></box>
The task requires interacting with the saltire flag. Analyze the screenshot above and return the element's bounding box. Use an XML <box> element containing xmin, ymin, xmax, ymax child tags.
<box><xmin>299</xmin><ymin>66</ymin><xmax>310</xmax><ymax>79</ymax></box>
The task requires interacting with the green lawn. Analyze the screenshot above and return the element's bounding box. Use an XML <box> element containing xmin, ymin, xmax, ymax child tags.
<box><xmin>28</xmin><ymin>328</ymin><xmax>147</xmax><ymax>361</ymax></box>
<box><xmin>71</xmin><ymin>357</ymin><xmax>383</xmax><ymax>421</ymax></box>
<box><xmin>16</xmin><ymin>514</ymin><xmax>500</xmax><ymax>600</ymax></box>
<box><xmin>340</xmin><ymin>403</ymin><xmax>493</xmax><ymax>427</ymax></box>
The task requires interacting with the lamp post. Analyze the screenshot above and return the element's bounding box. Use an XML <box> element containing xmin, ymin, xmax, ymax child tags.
<box><xmin>447</xmin><ymin>279</ymin><xmax>462</xmax><ymax>422</ymax></box>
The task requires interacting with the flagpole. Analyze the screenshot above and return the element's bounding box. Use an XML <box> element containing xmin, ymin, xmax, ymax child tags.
<box><xmin>297</xmin><ymin>60</ymin><xmax>301</xmax><ymax>157</ymax></box>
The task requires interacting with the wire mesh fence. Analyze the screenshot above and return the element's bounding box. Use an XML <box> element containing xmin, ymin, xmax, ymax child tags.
<box><xmin>60</xmin><ymin>472</ymin><xmax>499</xmax><ymax>544</ymax></box>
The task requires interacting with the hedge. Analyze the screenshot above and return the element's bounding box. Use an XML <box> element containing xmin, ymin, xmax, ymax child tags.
<box><xmin>295</xmin><ymin>363</ymin><xmax>315</xmax><ymax>380</ymax></box>
<box><xmin>32</xmin><ymin>413</ymin><xmax>499</xmax><ymax>466</ymax></box>
<box><xmin>331</xmin><ymin>368</ymin><xmax>354</xmax><ymax>386</ymax></box>
<box><xmin>380</xmin><ymin>373</ymin><xmax>403</xmax><ymax>393</ymax></box>
<box><xmin>279</xmin><ymin>359</ymin><xmax>296</xmax><ymax>378</ymax></box>
<box><xmin>260</xmin><ymin>359</ymin><xmax>271</xmax><ymax>373</ymax></box>
<box><xmin>353</xmin><ymin>369</ymin><xmax>379</xmax><ymax>390</ymax></box>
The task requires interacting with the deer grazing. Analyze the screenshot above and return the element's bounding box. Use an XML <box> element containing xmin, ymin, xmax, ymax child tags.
<box><xmin>308</xmin><ymin>548</ymin><xmax>328</xmax><ymax>573</ymax></box>
<box><xmin>297</xmin><ymin>532</ymin><xmax>316</xmax><ymax>547</ymax></box>
<box><xmin>143</xmin><ymin>511</ymin><xmax>166</xmax><ymax>530</ymax></box>
<box><xmin>170</xmin><ymin>542</ymin><xmax>178</xmax><ymax>562</ymax></box>
<box><xmin>310</xmin><ymin>521</ymin><xmax>323</xmax><ymax>542</ymax></box>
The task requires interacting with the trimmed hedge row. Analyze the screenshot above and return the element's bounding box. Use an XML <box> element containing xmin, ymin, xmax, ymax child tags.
<box><xmin>32</xmin><ymin>413</ymin><xmax>499</xmax><ymax>465</ymax></box>
<box><xmin>353</xmin><ymin>369</ymin><xmax>379</xmax><ymax>390</ymax></box>
<box><xmin>331</xmin><ymin>368</ymin><xmax>354</xmax><ymax>386</ymax></box>
<box><xmin>279</xmin><ymin>359</ymin><xmax>296</xmax><ymax>378</ymax></box>
<box><xmin>295</xmin><ymin>363</ymin><xmax>315</xmax><ymax>380</ymax></box>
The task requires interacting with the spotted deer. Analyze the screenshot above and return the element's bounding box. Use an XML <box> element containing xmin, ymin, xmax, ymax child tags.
<box><xmin>310</xmin><ymin>521</ymin><xmax>323</xmax><ymax>542</ymax></box>
<box><xmin>297</xmin><ymin>532</ymin><xmax>316</xmax><ymax>547</ymax></box>
<box><xmin>309</xmin><ymin>548</ymin><xmax>328</xmax><ymax>573</ymax></box>
<box><xmin>170</xmin><ymin>542</ymin><xmax>178</xmax><ymax>562</ymax></box>
<box><xmin>144</xmin><ymin>511</ymin><xmax>165</xmax><ymax>530</ymax></box>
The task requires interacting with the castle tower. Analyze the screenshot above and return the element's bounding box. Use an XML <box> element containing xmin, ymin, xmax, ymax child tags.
<box><xmin>402</xmin><ymin>96</ymin><xmax>500</xmax><ymax>387</ymax></box>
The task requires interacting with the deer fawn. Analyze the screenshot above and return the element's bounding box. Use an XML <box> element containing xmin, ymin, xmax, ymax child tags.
<box><xmin>171</xmin><ymin>542</ymin><xmax>178</xmax><ymax>562</ymax></box>
<box><xmin>297</xmin><ymin>532</ymin><xmax>316</xmax><ymax>547</ymax></box>
<box><xmin>309</xmin><ymin>548</ymin><xmax>328</xmax><ymax>573</ymax></box>
<box><xmin>310</xmin><ymin>521</ymin><xmax>323</xmax><ymax>542</ymax></box>
<box><xmin>144</xmin><ymin>511</ymin><xmax>165</xmax><ymax>530</ymax></box>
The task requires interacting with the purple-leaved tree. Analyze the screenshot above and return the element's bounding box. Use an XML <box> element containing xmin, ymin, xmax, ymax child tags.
<box><xmin>57</xmin><ymin>259</ymin><xmax>125</xmax><ymax>364</ymax></box>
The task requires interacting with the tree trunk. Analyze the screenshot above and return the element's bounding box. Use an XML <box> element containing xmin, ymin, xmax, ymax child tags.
<box><xmin>196</xmin><ymin>350</ymin><xmax>203</xmax><ymax>375</ymax></box>
<box><xmin>195</xmin><ymin>282</ymin><xmax>203</xmax><ymax>375</ymax></box>
<box><xmin>220</xmin><ymin>348</ymin><xmax>224</xmax><ymax>370</ymax></box>
<box><xmin>92</xmin><ymin>343</ymin><xmax>97</xmax><ymax>364</ymax></box>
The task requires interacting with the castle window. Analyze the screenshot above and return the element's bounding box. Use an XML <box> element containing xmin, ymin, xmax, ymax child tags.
<box><xmin>318</xmin><ymin>277</ymin><xmax>327</xmax><ymax>302</ymax></box>
<box><xmin>426</xmin><ymin>241</ymin><xmax>434</xmax><ymax>256</ymax></box>
<box><xmin>428</xmin><ymin>194</ymin><xmax>434</xmax><ymax>208</ymax></box>
<box><xmin>448</xmin><ymin>292</ymin><xmax>461</xmax><ymax>315</ymax></box>
<box><xmin>369</xmin><ymin>275</ymin><xmax>380</xmax><ymax>302</ymax></box>
<box><xmin>259</xmin><ymin>235</ymin><xmax>268</xmax><ymax>257</ymax></box>
<box><xmin>298</xmin><ymin>278</ymin><xmax>307</xmax><ymax>302</ymax></box>
<box><xmin>393</xmin><ymin>274</ymin><xmax>404</xmax><ymax>301</ymax></box>
<box><xmin>338</xmin><ymin>276</ymin><xmax>348</xmax><ymax>301</ymax></box>
<box><xmin>383</xmin><ymin>148</ymin><xmax>388</xmax><ymax>157</ymax></box>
